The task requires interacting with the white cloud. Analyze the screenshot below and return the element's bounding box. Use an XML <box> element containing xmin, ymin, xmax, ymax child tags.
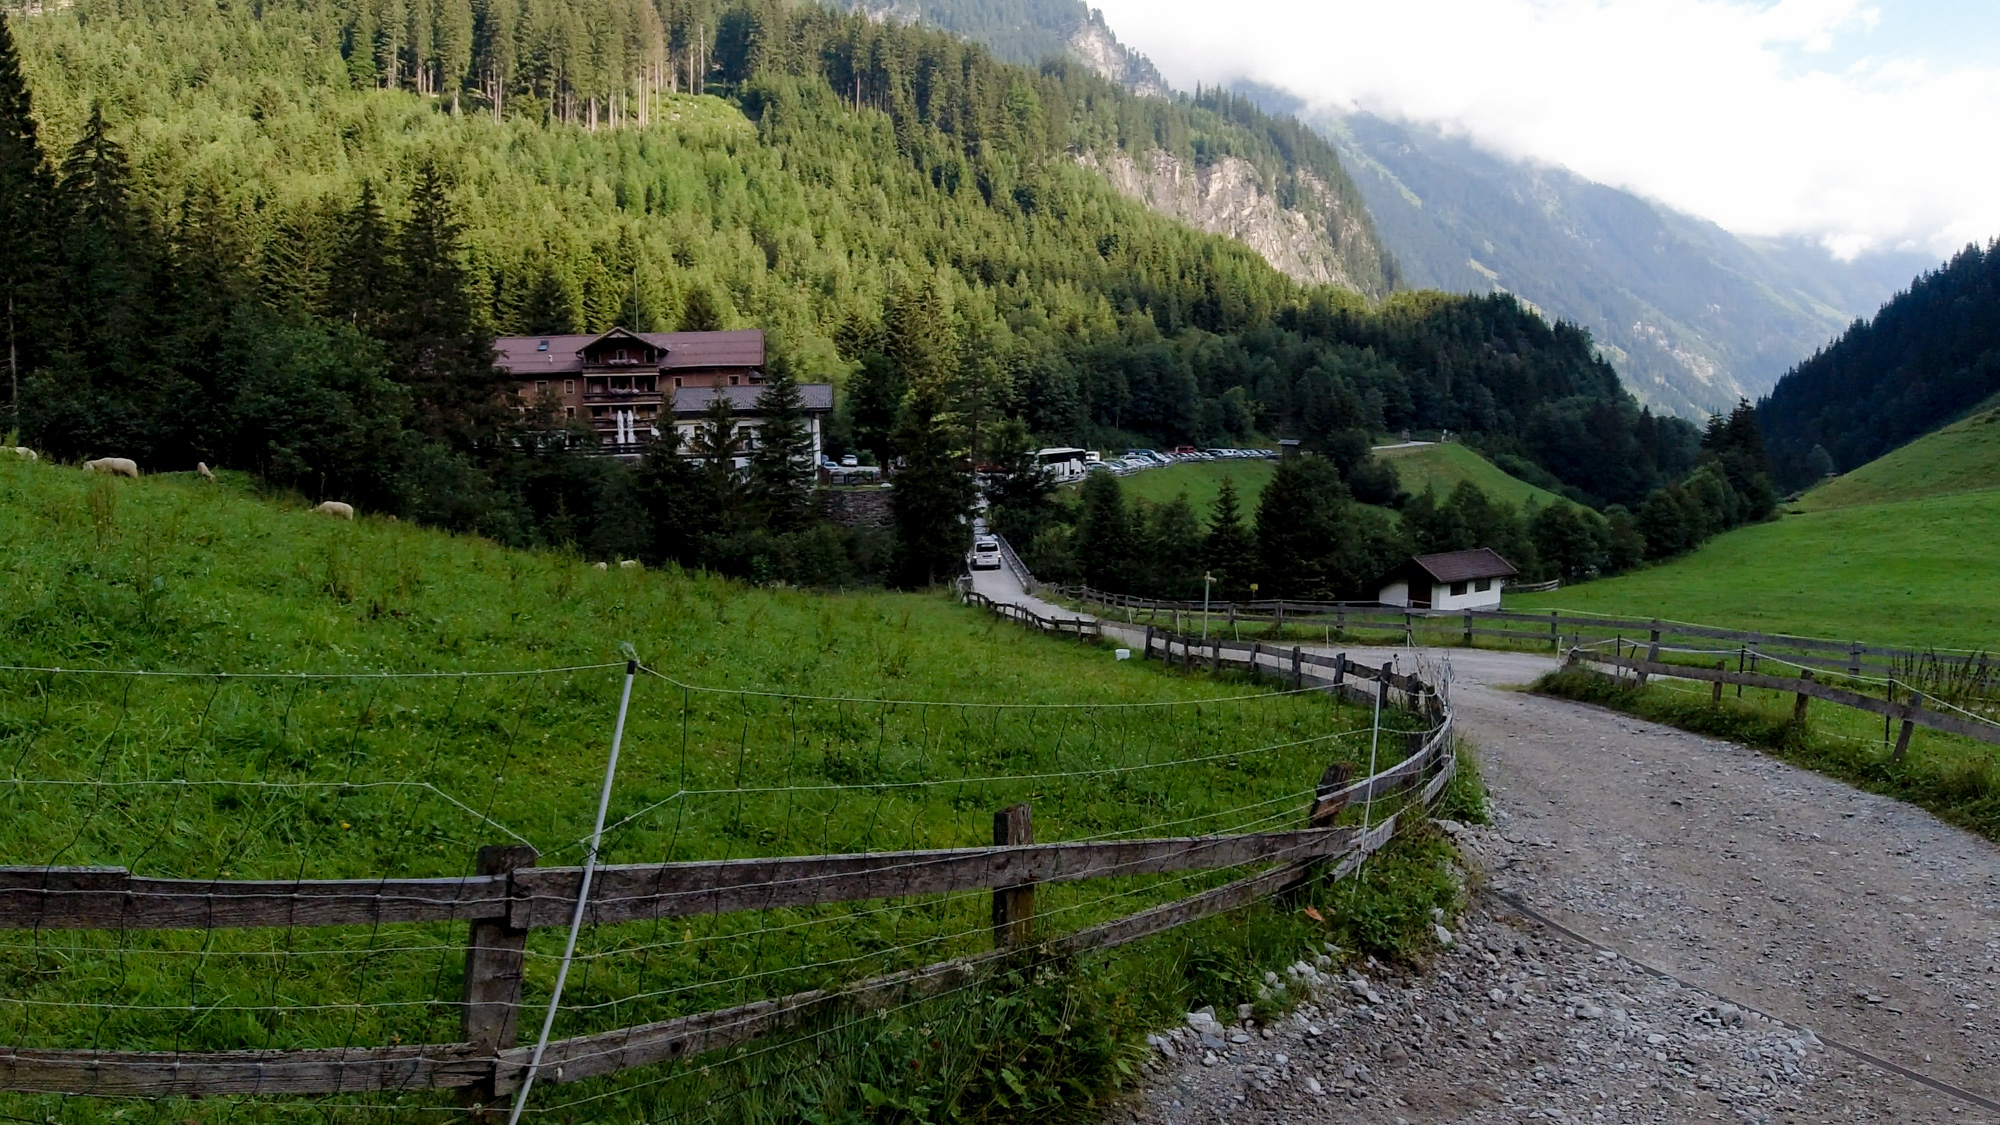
<box><xmin>1091</xmin><ymin>0</ymin><xmax>2000</xmax><ymax>257</ymax></box>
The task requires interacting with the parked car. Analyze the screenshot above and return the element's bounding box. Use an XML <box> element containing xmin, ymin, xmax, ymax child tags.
<box><xmin>970</xmin><ymin>537</ymin><xmax>1003</xmax><ymax>571</ymax></box>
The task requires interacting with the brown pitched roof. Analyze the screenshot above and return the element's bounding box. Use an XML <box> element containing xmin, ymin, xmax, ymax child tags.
<box><xmin>1408</xmin><ymin>549</ymin><xmax>1519</xmax><ymax>583</ymax></box>
<box><xmin>494</xmin><ymin>329</ymin><xmax>766</xmax><ymax>375</ymax></box>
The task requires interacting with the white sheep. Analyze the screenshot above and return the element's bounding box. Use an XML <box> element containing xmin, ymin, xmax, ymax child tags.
<box><xmin>8</xmin><ymin>447</ymin><xmax>36</xmax><ymax>461</ymax></box>
<box><xmin>618</xmin><ymin>559</ymin><xmax>642</xmax><ymax>570</ymax></box>
<box><xmin>83</xmin><ymin>457</ymin><xmax>139</xmax><ymax>478</ymax></box>
<box><xmin>196</xmin><ymin>462</ymin><xmax>215</xmax><ymax>481</ymax></box>
<box><xmin>315</xmin><ymin>500</ymin><xmax>355</xmax><ymax>520</ymax></box>
<box><xmin>593</xmin><ymin>561</ymin><xmax>609</xmax><ymax>571</ymax></box>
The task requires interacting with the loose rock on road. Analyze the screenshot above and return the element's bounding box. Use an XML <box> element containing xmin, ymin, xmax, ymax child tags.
<box><xmin>1107</xmin><ymin>637</ymin><xmax>2000</xmax><ymax>1122</ymax></box>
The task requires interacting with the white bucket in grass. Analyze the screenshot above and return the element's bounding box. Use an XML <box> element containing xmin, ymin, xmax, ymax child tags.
<box><xmin>1115</xmin><ymin>648</ymin><xmax>1132</xmax><ymax>661</ymax></box>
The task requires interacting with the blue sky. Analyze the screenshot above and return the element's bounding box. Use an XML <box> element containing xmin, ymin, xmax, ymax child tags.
<box><xmin>1095</xmin><ymin>0</ymin><xmax>2000</xmax><ymax>257</ymax></box>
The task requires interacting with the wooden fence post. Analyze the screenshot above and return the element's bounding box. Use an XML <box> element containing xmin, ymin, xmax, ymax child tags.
<box><xmin>1337</xmin><ymin>605</ymin><xmax>1347</xmax><ymax>637</ymax></box>
<box><xmin>1228</xmin><ymin>603</ymin><xmax>1238</xmax><ymax>639</ymax></box>
<box><xmin>1144</xmin><ymin>625</ymin><xmax>1155</xmax><ymax>660</ymax></box>
<box><xmin>1711</xmin><ymin>662</ymin><xmax>1725</xmax><ymax>705</ymax></box>
<box><xmin>1793</xmin><ymin>670</ymin><xmax>1814</xmax><ymax>725</ymax></box>
<box><xmin>1211</xmin><ymin>638</ymin><xmax>1222</xmax><ymax>676</ymax></box>
<box><xmin>1403</xmin><ymin>612</ymin><xmax>1413</xmax><ymax>647</ymax></box>
<box><xmin>463</xmin><ymin>843</ymin><xmax>538</xmax><ymax>1115</ymax></box>
<box><xmin>1274</xmin><ymin>602</ymin><xmax>1285</xmax><ymax>635</ymax></box>
<box><xmin>992</xmin><ymin>804</ymin><xmax>1035</xmax><ymax>948</ymax></box>
<box><xmin>1292</xmin><ymin>646</ymin><xmax>1303</xmax><ymax>689</ymax></box>
<box><xmin>1647</xmin><ymin>626</ymin><xmax>1661</xmax><ymax>664</ymax></box>
<box><xmin>1550</xmin><ymin>610</ymin><xmax>1559</xmax><ymax>652</ymax></box>
<box><xmin>1464</xmin><ymin>611</ymin><xmax>1473</xmax><ymax>647</ymax></box>
<box><xmin>1333</xmin><ymin>653</ymin><xmax>1347</xmax><ymax>690</ymax></box>
<box><xmin>1893</xmin><ymin>691</ymin><xmax>1923</xmax><ymax>762</ymax></box>
<box><xmin>1849</xmin><ymin>642</ymin><xmax>1863</xmax><ymax>677</ymax></box>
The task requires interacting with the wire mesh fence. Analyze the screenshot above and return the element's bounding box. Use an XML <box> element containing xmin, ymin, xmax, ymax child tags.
<box><xmin>0</xmin><ymin>624</ymin><xmax>1451</xmax><ymax>1123</ymax></box>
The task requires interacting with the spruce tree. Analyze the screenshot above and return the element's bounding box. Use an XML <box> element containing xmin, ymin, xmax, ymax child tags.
<box><xmin>391</xmin><ymin>162</ymin><xmax>503</xmax><ymax>445</ymax></box>
<box><xmin>1072</xmin><ymin>470</ymin><xmax>1134</xmax><ymax>592</ymax></box>
<box><xmin>687</xmin><ymin>387</ymin><xmax>743</xmax><ymax>522</ymax></box>
<box><xmin>888</xmin><ymin>381</ymin><xmax>974</xmax><ymax>588</ymax></box>
<box><xmin>1204</xmin><ymin>475</ymin><xmax>1255</xmax><ymax>598</ymax></box>
<box><xmin>330</xmin><ymin>181</ymin><xmax>395</xmax><ymax>335</ymax></box>
<box><xmin>0</xmin><ymin>11</ymin><xmax>54</xmax><ymax>427</ymax></box>
<box><xmin>746</xmin><ymin>361</ymin><xmax>814</xmax><ymax>531</ymax></box>
<box><xmin>845</xmin><ymin>351</ymin><xmax>904</xmax><ymax>466</ymax></box>
<box><xmin>521</xmin><ymin>270</ymin><xmax>577</xmax><ymax>335</ymax></box>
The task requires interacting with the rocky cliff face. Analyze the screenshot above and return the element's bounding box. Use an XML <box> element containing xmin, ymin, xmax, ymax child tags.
<box><xmin>1081</xmin><ymin>148</ymin><xmax>1385</xmax><ymax>292</ymax></box>
<box><xmin>1066</xmin><ymin>12</ymin><xmax>1166</xmax><ymax>98</ymax></box>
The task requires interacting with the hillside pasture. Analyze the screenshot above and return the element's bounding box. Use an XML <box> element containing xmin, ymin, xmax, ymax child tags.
<box><xmin>1800</xmin><ymin>393</ymin><xmax>2000</xmax><ymax>512</ymax></box>
<box><xmin>1377</xmin><ymin>441</ymin><xmax>1567</xmax><ymax>510</ymax></box>
<box><xmin>0</xmin><ymin>458</ymin><xmax>1460</xmax><ymax>1123</ymax></box>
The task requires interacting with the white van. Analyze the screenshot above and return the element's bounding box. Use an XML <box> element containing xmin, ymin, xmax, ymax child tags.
<box><xmin>971</xmin><ymin>537</ymin><xmax>1002</xmax><ymax>570</ymax></box>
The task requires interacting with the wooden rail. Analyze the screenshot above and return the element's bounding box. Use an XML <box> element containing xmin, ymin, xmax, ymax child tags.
<box><xmin>1571</xmin><ymin>651</ymin><xmax>2000</xmax><ymax>749</ymax></box>
<box><xmin>0</xmin><ymin>628</ymin><xmax>1452</xmax><ymax>1103</ymax></box>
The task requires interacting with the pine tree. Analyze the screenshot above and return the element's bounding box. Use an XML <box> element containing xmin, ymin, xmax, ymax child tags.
<box><xmin>678</xmin><ymin>284</ymin><xmax>728</xmax><ymax>331</ymax></box>
<box><xmin>0</xmin><ymin>11</ymin><xmax>55</xmax><ymax>426</ymax></box>
<box><xmin>390</xmin><ymin>162</ymin><xmax>504</xmax><ymax>445</ymax></box>
<box><xmin>521</xmin><ymin>270</ymin><xmax>577</xmax><ymax>335</ymax></box>
<box><xmin>845</xmin><ymin>351</ymin><xmax>903</xmax><ymax>467</ymax></box>
<box><xmin>687</xmin><ymin>386</ymin><xmax>743</xmax><ymax>521</ymax></box>
<box><xmin>330</xmin><ymin>182</ymin><xmax>395</xmax><ymax>335</ymax></box>
<box><xmin>1072</xmin><ymin>470</ymin><xmax>1134</xmax><ymax>592</ymax></box>
<box><xmin>888</xmin><ymin>381</ymin><xmax>973</xmax><ymax>588</ymax></box>
<box><xmin>1144</xmin><ymin>494</ymin><xmax>1204</xmax><ymax>599</ymax></box>
<box><xmin>746</xmin><ymin>360</ymin><xmax>813</xmax><ymax>531</ymax></box>
<box><xmin>1204</xmin><ymin>475</ymin><xmax>1255</xmax><ymax>597</ymax></box>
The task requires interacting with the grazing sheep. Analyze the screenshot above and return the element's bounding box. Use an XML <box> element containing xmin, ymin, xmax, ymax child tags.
<box><xmin>315</xmin><ymin>500</ymin><xmax>355</xmax><ymax>520</ymax></box>
<box><xmin>8</xmin><ymin>447</ymin><xmax>36</xmax><ymax>461</ymax></box>
<box><xmin>83</xmin><ymin>457</ymin><xmax>139</xmax><ymax>478</ymax></box>
<box><xmin>618</xmin><ymin>559</ymin><xmax>642</xmax><ymax>570</ymax></box>
<box><xmin>593</xmin><ymin>561</ymin><xmax>609</xmax><ymax>571</ymax></box>
<box><xmin>196</xmin><ymin>462</ymin><xmax>215</xmax><ymax>481</ymax></box>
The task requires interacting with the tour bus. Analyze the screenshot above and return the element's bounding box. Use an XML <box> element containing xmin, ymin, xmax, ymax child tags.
<box><xmin>1034</xmin><ymin>447</ymin><xmax>1090</xmax><ymax>483</ymax></box>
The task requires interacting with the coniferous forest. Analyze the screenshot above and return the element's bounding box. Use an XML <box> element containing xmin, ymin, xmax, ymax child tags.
<box><xmin>1758</xmin><ymin>240</ymin><xmax>2000</xmax><ymax>491</ymax></box>
<box><xmin>3</xmin><ymin>0</ymin><xmax>1724</xmax><ymax>593</ymax></box>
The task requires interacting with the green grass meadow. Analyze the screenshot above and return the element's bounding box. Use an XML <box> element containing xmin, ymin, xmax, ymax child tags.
<box><xmin>1103</xmin><ymin>458</ymin><xmax>1277</xmax><ymax>514</ymax></box>
<box><xmin>0</xmin><ymin>457</ymin><xmax>1471</xmax><ymax>1123</ymax></box>
<box><xmin>1376</xmin><ymin>442</ymin><xmax>1566</xmax><ymax>510</ymax></box>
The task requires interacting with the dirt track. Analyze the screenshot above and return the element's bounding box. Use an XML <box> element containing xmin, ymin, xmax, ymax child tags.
<box><xmin>1114</xmin><ymin>642</ymin><xmax>2000</xmax><ymax>1123</ymax></box>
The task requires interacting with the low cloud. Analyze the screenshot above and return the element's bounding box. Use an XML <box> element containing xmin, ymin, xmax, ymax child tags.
<box><xmin>1092</xmin><ymin>0</ymin><xmax>2000</xmax><ymax>258</ymax></box>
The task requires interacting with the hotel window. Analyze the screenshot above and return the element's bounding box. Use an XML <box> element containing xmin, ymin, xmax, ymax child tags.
<box><xmin>729</xmin><ymin>376</ymin><xmax>740</xmax><ymax>385</ymax></box>
<box><xmin>536</xmin><ymin>381</ymin><xmax>548</xmax><ymax>396</ymax></box>
<box><xmin>673</xmin><ymin>377</ymin><xmax>683</xmax><ymax>387</ymax></box>
<box><xmin>564</xmin><ymin>380</ymin><xmax>575</xmax><ymax>395</ymax></box>
<box><xmin>565</xmin><ymin>407</ymin><xmax>575</xmax><ymax>419</ymax></box>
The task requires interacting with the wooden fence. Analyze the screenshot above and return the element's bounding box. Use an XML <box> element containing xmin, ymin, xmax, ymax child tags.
<box><xmin>1570</xmin><ymin>649</ymin><xmax>2000</xmax><ymax>756</ymax></box>
<box><xmin>0</xmin><ymin>611</ymin><xmax>1450</xmax><ymax>1104</ymax></box>
<box><xmin>1051</xmin><ymin>583</ymin><xmax>1994</xmax><ymax>692</ymax></box>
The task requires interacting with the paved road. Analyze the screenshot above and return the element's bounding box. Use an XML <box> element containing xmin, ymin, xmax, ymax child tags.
<box><xmin>967</xmin><ymin>578</ymin><xmax>2000</xmax><ymax>1119</ymax></box>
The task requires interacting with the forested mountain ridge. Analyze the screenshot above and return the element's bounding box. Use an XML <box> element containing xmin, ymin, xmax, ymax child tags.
<box><xmin>835</xmin><ymin>0</ymin><xmax>1393</xmax><ymax>294</ymax></box>
<box><xmin>1757</xmin><ymin>241</ymin><xmax>2000</xmax><ymax>491</ymax></box>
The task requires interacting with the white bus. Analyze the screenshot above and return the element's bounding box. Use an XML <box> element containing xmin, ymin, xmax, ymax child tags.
<box><xmin>1034</xmin><ymin>447</ymin><xmax>1090</xmax><ymax>483</ymax></box>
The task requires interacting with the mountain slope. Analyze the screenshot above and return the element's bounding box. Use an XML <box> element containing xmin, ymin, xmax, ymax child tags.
<box><xmin>1758</xmin><ymin>241</ymin><xmax>2000</xmax><ymax>490</ymax></box>
<box><xmin>1316</xmin><ymin>109</ymin><xmax>1932</xmax><ymax>419</ymax></box>
<box><xmin>1799</xmin><ymin>393</ymin><xmax>2000</xmax><ymax>512</ymax></box>
<box><xmin>838</xmin><ymin>0</ymin><xmax>1395</xmax><ymax>296</ymax></box>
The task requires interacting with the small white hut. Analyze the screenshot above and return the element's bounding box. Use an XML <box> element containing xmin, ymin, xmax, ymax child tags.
<box><xmin>1377</xmin><ymin>549</ymin><xmax>1518</xmax><ymax>611</ymax></box>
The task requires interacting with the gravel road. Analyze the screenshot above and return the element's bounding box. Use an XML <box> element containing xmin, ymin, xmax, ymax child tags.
<box><xmin>1107</xmin><ymin>640</ymin><xmax>2000</xmax><ymax>1123</ymax></box>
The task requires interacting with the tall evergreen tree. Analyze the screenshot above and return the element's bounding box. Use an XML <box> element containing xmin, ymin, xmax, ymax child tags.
<box><xmin>845</xmin><ymin>351</ymin><xmax>904</xmax><ymax>467</ymax></box>
<box><xmin>888</xmin><ymin>382</ymin><xmax>973</xmax><ymax>588</ymax></box>
<box><xmin>746</xmin><ymin>361</ymin><xmax>814</xmax><ymax>531</ymax></box>
<box><xmin>0</xmin><ymin>11</ymin><xmax>55</xmax><ymax>427</ymax></box>
<box><xmin>330</xmin><ymin>181</ymin><xmax>395</xmax><ymax>334</ymax></box>
<box><xmin>687</xmin><ymin>387</ymin><xmax>743</xmax><ymax>521</ymax></box>
<box><xmin>390</xmin><ymin>162</ymin><xmax>504</xmax><ymax>445</ymax></box>
<box><xmin>1204</xmin><ymin>475</ymin><xmax>1255</xmax><ymax>598</ymax></box>
<box><xmin>520</xmin><ymin>270</ymin><xmax>577</xmax><ymax>335</ymax></box>
<box><xmin>1072</xmin><ymin>470</ymin><xmax>1134</xmax><ymax>592</ymax></box>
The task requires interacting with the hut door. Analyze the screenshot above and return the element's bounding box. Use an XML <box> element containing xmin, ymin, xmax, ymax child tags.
<box><xmin>1409</xmin><ymin>579</ymin><xmax>1432</xmax><ymax>609</ymax></box>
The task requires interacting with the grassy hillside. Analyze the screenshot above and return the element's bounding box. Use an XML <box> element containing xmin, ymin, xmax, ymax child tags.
<box><xmin>1378</xmin><ymin>442</ymin><xmax>1566</xmax><ymax>510</ymax></box>
<box><xmin>0</xmin><ymin>457</ymin><xmax>1467</xmax><ymax>1122</ymax></box>
<box><xmin>1511</xmin><ymin>491</ymin><xmax>2000</xmax><ymax>650</ymax></box>
<box><xmin>1115</xmin><ymin>458</ymin><xmax>1277</xmax><ymax>512</ymax></box>
<box><xmin>1799</xmin><ymin>394</ymin><xmax>2000</xmax><ymax>511</ymax></box>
